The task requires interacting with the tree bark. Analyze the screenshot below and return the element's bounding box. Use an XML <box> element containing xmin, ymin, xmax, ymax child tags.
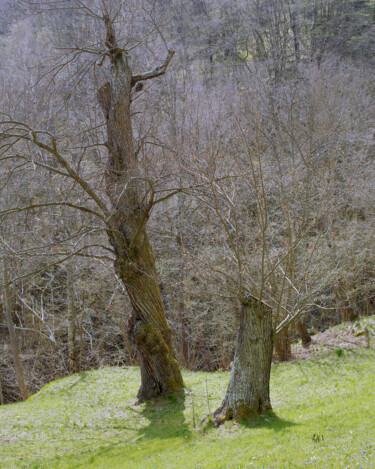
<box><xmin>124</xmin><ymin>241</ymin><xmax>183</xmax><ymax>400</ymax></box>
<box><xmin>98</xmin><ymin>15</ymin><xmax>183</xmax><ymax>401</ymax></box>
<box><xmin>2</xmin><ymin>255</ymin><xmax>29</xmax><ymax>401</ymax></box>
<box><xmin>213</xmin><ymin>296</ymin><xmax>273</xmax><ymax>425</ymax></box>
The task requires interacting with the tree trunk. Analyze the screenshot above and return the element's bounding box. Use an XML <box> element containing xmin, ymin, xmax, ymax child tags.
<box><xmin>176</xmin><ymin>195</ymin><xmax>189</xmax><ymax>367</ymax></box>
<box><xmin>98</xmin><ymin>15</ymin><xmax>183</xmax><ymax>401</ymax></box>
<box><xmin>213</xmin><ymin>296</ymin><xmax>273</xmax><ymax>425</ymax></box>
<box><xmin>296</xmin><ymin>315</ymin><xmax>312</xmax><ymax>346</ymax></box>
<box><xmin>274</xmin><ymin>325</ymin><xmax>291</xmax><ymax>361</ymax></box>
<box><xmin>0</xmin><ymin>374</ymin><xmax>4</xmax><ymax>405</ymax></box>
<box><xmin>124</xmin><ymin>240</ymin><xmax>183</xmax><ymax>400</ymax></box>
<box><xmin>334</xmin><ymin>279</ymin><xmax>359</xmax><ymax>322</ymax></box>
<box><xmin>2</xmin><ymin>255</ymin><xmax>29</xmax><ymax>401</ymax></box>
<box><xmin>119</xmin><ymin>318</ymin><xmax>136</xmax><ymax>366</ymax></box>
<box><xmin>289</xmin><ymin>0</ymin><xmax>301</xmax><ymax>63</ymax></box>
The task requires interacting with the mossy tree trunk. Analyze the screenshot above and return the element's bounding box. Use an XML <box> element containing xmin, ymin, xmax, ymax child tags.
<box><xmin>98</xmin><ymin>15</ymin><xmax>183</xmax><ymax>401</ymax></box>
<box><xmin>213</xmin><ymin>296</ymin><xmax>273</xmax><ymax>425</ymax></box>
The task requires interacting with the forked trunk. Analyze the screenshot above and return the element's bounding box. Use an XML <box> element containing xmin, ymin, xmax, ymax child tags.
<box><xmin>214</xmin><ymin>296</ymin><xmax>273</xmax><ymax>425</ymax></box>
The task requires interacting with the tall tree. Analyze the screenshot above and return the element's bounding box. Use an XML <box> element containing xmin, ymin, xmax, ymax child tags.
<box><xmin>0</xmin><ymin>1</ymin><xmax>183</xmax><ymax>401</ymax></box>
<box><xmin>97</xmin><ymin>10</ymin><xmax>183</xmax><ymax>400</ymax></box>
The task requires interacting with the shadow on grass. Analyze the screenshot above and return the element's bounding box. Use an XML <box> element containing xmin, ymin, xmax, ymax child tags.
<box><xmin>28</xmin><ymin>371</ymin><xmax>89</xmax><ymax>403</ymax></box>
<box><xmin>64</xmin><ymin>371</ymin><xmax>88</xmax><ymax>392</ymax></box>
<box><xmin>41</xmin><ymin>398</ymin><xmax>191</xmax><ymax>468</ymax></box>
<box><xmin>136</xmin><ymin>394</ymin><xmax>191</xmax><ymax>441</ymax></box>
<box><xmin>239</xmin><ymin>412</ymin><xmax>297</xmax><ymax>432</ymax></box>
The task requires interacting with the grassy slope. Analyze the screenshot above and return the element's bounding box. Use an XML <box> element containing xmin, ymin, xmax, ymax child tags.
<box><xmin>0</xmin><ymin>319</ymin><xmax>374</xmax><ymax>468</ymax></box>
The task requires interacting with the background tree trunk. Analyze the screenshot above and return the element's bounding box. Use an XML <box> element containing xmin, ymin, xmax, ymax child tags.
<box><xmin>296</xmin><ymin>315</ymin><xmax>312</xmax><ymax>346</ymax></box>
<box><xmin>289</xmin><ymin>0</ymin><xmax>301</xmax><ymax>62</ymax></box>
<box><xmin>2</xmin><ymin>255</ymin><xmax>29</xmax><ymax>400</ymax></box>
<box><xmin>334</xmin><ymin>279</ymin><xmax>359</xmax><ymax>322</ymax></box>
<box><xmin>0</xmin><ymin>374</ymin><xmax>4</xmax><ymax>405</ymax></box>
<box><xmin>176</xmin><ymin>194</ymin><xmax>189</xmax><ymax>366</ymax></box>
<box><xmin>214</xmin><ymin>296</ymin><xmax>273</xmax><ymax>425</ymax></box>
<box><xmin>274</xmin><ymin>325</ymin><xmax>292</xmax><ymax>361</ymax></box>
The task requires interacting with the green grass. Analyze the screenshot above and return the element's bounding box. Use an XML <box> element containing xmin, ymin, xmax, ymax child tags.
<box><xmin>1</xmin><ymin>348</ymin><xmax>374</xmax><ymax>468</ymax></box>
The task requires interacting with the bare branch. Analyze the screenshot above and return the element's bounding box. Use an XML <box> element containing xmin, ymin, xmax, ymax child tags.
<box><xmin>27</xmin><ymin>132</ymin><xmax>110</xmax><ymax>219</ymax></box>
<box><xmin>0</xmin><ymin>203</ymin><xmax>106</xmax><ymax>222</ymax></box>
<box><xmin>131</xmin><ymin>50</ymin><xmax>175</xmax><ymax>87</ymax></box>
<box><xmin>14</xmin><ymin>292</ymin><xmax>56</xmax><ymax>343</ymax></box>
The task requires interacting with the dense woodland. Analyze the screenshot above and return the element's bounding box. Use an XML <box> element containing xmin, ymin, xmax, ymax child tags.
<box><xmin>0</xmin><ymin>0</ymin><xmax>374</xmax><ymax>417</ymax></box>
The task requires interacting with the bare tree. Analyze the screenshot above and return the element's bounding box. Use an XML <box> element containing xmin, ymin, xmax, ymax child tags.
<box><xmin>0</xmin><ymin>0</ymin><xmax>183</xmax><ymax>400</ymax></box>
<box><xmin>96</xmin><ymin>7</ymin><xmax>183</xmax><ymax>400</ymax></box>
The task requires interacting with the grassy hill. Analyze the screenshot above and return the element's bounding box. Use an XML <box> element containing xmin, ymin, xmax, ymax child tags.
<box><xmin>1</xmin><ymin>317</ymin><xmax>374</xmax><ymax>468</ymax></box>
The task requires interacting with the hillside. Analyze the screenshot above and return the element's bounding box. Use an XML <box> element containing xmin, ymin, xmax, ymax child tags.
<box><xmin>0</xmin><ymin>317</ymin><xmax>374</xmax><ymax>468</ymax></box>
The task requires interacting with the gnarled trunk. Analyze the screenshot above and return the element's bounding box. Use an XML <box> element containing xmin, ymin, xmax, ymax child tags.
<box><xmin>121</xmin><ymin>237</ymin><xmax>183</xmax><ymax>400</ymax></box>
<box><xmin>214</xmin><ymin>296</ymin><xmax>273</xmax><ymax>425</ymax></box>
<box><xmin>98</xmin><ymin>15</ymin><xmax>183</xmax><ymax>401</ymax></box>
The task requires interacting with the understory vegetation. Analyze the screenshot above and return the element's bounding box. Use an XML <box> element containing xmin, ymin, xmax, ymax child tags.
<box><xmin>1</xmin><ymin>317</ymin><xmax>374</xmax><ymax>468</ymax></box>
